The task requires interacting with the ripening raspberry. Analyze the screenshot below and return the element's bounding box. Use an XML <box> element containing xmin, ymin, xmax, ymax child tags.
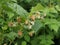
<box><xmin>29</xmin><ymin>32</ymin><xmax>33</xmax><ymax>37</ymax></box>
<box><xmin>8</xmin><ymin>22</ymin><xmax>13</xmax><ymax>27</ymax></box>
<box><xmin>30</xmin><ymin>15</ymin><xmax>35</xmax><ymax>21</ymax></box>
<box><xmin>17</xmin><ymin>17</ymin><xmax>21</xmax><ymax>23</ymax></box>
<box><xmin>8</xmin><ymin>22</ymin><xmax>17</xmax><ymax>27</ymax></box>
<box><xmin>18</xmin><ymin>31</ymin><xmax>23</xmax><ymax>36</ymax></box>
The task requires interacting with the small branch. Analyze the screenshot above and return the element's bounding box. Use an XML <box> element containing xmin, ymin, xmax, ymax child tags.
<box><xmin>9</xmin><ymin>41</ymin><xmax>13</xmax><ymax>45</ymax></box>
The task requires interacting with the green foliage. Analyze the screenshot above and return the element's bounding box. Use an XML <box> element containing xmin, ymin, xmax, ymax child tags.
<box><xmin>0</xmin><ymin>0</ymin><xmax>60</xmax><ymax>45</ymax></box>
<box><xmin>32</xmin><ymin>20</ymin><xmax>43</xmax><ymax>33</ymax></box>
<box><xmin>24</xmin><ymin>34</ymin><xmax>30</xmax><ymax>42</ymax></box>
<box><xmin>39</xmin><ymin>34</ymin><xmax>54</xmax><ymax>45</ymax></box>
<box><xmin>21</xmin><ymin>41</ymin><xmax>27</xmax><ymax>45</ymax></box>
<box><xmin>43</xmin><ymin>18</ymin><xmax>60</xmax><ymax>32</ymax></box>
<box><xmin>30</xmin><ymin>3</ymin><xmax>44</xmax><ymax>13</ymax></box>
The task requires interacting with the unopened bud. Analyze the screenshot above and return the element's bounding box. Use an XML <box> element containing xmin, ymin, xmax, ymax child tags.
<box><xmin>4</xmin><ymin>44</ymin><xmax>7</xmax><ymax>45</ymax></box>
<box><xmin>40</xmin><ymin>16</ymin><xmax>44</xmax><ymax>20</ymax></box>
<box><xmin>25</xmin><ymin>20</ymin><xmax>29</xmax><ymax>25</ymax></box>
<box><xmin>28</xmin><ymin>24</ymin><xmax>32</xmax><ymax>29</ymax></box>
<box><xmin>36</xmin><ymin>11</ymin><xmax>40</xmax><ymax>15</ymax></box>
<box><xmin>29</xmin><ymin>31</ymin><xmax>35</xmax><ymax>37</ymax></box>
<box><xmin>44</xmin><ymin>13</ymin><xmax>46</xmax><ymax>17</ymax></box>
<box><xmin>36</xmin><ymin>15</ymin><xmax>41</xmax><ymax>19</ymax></box>
<box><xmin>30</xmin><ymin>21</ymin><xmax>35</xmax><ymax>25</ymax></box>
<box><xmin>13</xmin><ymin>22</ymin><xmax>17</xmax><ymax>27</ymax></box>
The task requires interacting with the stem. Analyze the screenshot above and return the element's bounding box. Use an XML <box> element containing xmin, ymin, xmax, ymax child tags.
<box><xmin>9</xmin><ymin>41</ymin><xmax>13</xmax><ymax>45</ymax></box>
<box><xmin>49</xmin><ymin>0</ymin><xmax>51</xmax><ymax>7</ymax></box>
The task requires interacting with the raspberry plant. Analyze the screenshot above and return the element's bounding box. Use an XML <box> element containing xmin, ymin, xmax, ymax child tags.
<box><xmin>0</xmin><ymin>0</ymin><xmax>60</xmax><ymax>45</ymax></box>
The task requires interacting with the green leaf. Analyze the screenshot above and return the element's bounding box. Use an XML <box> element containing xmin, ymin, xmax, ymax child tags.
<box><xmin>21</xmin><ymin>41</ymin><xmax>27</xmax><ymax>45</ymax></box>
<box><xmin>39</xmin><ymin>34</ymin><xmax>54</xmax><ymax>45</ymax></box>
<box><xmin>49</xmin><ymin>24</ymin><xmax>59</xmax><ymax>32</ymax></box>
<box><xmin>32</xmin><ymin>20</ymin><xmax>43</xmax><ymax>33</ymax></box>
<box><xmin>57</xmin><ymin>0</ymin><xmax>60</xmax><ymax>3</ymax></box>
<box><xmin>11</xmin><ymin>0</ymin><xmax>17</xmax><ymax>2</ymax></box>
<box><xmin>8</xmin><ymin>3</ymin><xmax>28</xmax><ymax>18</ymax></box>
<box><xmin>24</xmin><ymin>34</ymin><xmax>30</xmax><ymax>42</ymax></box>
<box><xmin>25</xmin><ymin>0</ymin><xmax>32</xmax><ymax>3</ymax></box>
<box><xmin>49</xmin><ymin>7</ymin><xmax>58</xmax><ymax>13</ymax></box>
<box><xmin>43</xmin><ymin>0</ymin><xmax>49</xmax><ymax>3</ymax></box>
<box><xmin>55</xmin><ymin>5</ymin><xmax>60</xmax><ymax>11</ymax></box>
<box><xmin>7</xmin><ymin>12</ymin><xmax>14</xmax><ymax>19</ymax></box>
<box><xmin>31</xmin><ymin>37</ymin><xmax>40</xmax><ymax>45</ymax></box>
<box><xmin>6</xmin><ymin>32</ymin><xmax>18</xmax><ymax>41</ymax></box>
<box><xmin>30</xmin><ymin>3</ymin><xmax>44</xmax><ymax>13</ymax></box>
<box><xmin>44</xmin><ymin>18</ymin><xmax>60</xmax><ymax>32</ymax></box>
<box><xmin>2</xmin><ymin>25</ymin><xmax>8</xmax><ymax>30</ymax></box>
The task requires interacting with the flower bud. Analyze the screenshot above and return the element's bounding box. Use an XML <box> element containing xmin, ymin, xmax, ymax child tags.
<box><xmin>44</xmin><ymin>13</ymin><xmax>46</xmax><ymax>17</ymax></box>
<box><xmin>8</xmin><ymin>22</ymin><xmax>17</xmax><ymax>27</ymax></box>
<box><xmin>28</xmin><ymin>24</ymin><xmax>32</xmax><ymax>29</ymax></box>
<box><xmin>36</xmin><ymin>11</ymin><xmax>40</xmax><ymax>15</ymax></box>
<box><xmin>13</xmin><ymin>22</ymin><xmax>17</xmax><ymax>27</ymax></box>
<box><xmin>40</xmin><ymin>16</ymin><xmax>44</xmax><ymax>20</ymax></box>
<box><xmin>30</xmin><ymin>21</ymin><xmax>35</xmax><ymax>25</ymax></box>
<box><xmin>36</xmin><ymin>15</ymin><xmax>41</xmax><ymax>19</ymax></box>
<box><xmin>25</xmin><ymin>20</ymin><xmax>29</xmax><ymax>25</ymax></box>
<box><xmin>29</xmin><ymin>31</ymin><xmax>35</xmax><ymax>37</ymax></box>
<box><xmin>4</xmin><ymin>44</ymin><xmax>7</xmax><ymax>45</ymax></box>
